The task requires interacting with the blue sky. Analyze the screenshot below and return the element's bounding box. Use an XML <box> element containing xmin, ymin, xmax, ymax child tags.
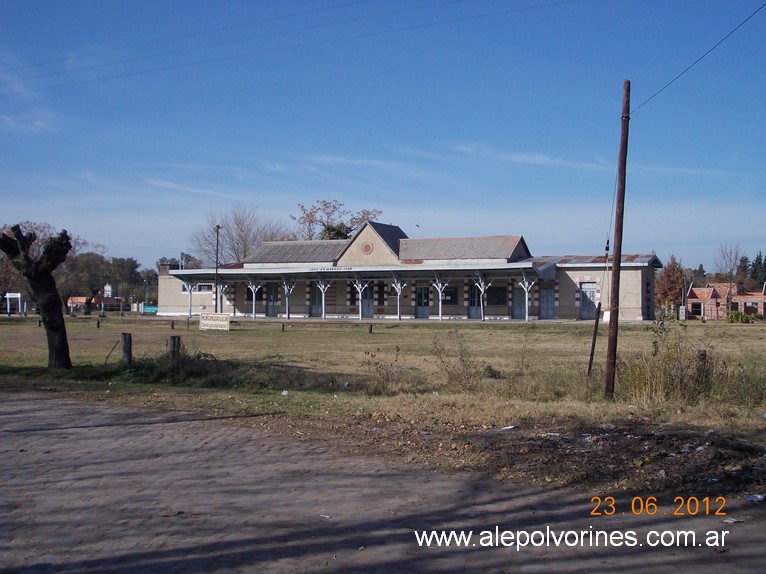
<box><xmin>2</xmin><ymin>0</ymin><xmax>764</xmax><ymax>272</ymax></box>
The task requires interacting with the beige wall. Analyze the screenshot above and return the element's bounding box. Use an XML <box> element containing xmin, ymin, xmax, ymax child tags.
<box><xmin>158</xmin><ymin>274</ymin><xmax>214</xmax><ymax>316</ymax></box>
<box><xmin>555</xmin><ymin>267</ymin><xmax>653</xmax><ymax>321</ymax></box>
<box><xmin>336</xmin><ymin>225</ymin><xmax>399</xmax><ymax>266</ymax></box>
<box><xmin>159</xmin><ymin>270</ymin><xmax>655</xmax><ymax>320</ymax></box>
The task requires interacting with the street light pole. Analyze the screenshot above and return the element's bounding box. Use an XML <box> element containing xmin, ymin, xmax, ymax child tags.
<box><xmin>214</xmin><ymin>224</ymin><xmax>221</xmax><ymax>313</ymax></box>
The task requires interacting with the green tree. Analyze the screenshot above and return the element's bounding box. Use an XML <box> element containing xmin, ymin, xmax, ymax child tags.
<box><xmin>156</xmin><ymin>254</ymin><xmax>203</xmax><ymax>271</ymax></box>
<box><xmin>110</xmin><ymin>257</ymin><xmax>141</xmax><ymax>305</ymax></box>
<box><xmin>687</xmin><ymin>264</ymin><xmax>707</xmax><ymax>288</ymax></box>
<box><xmin>73</xmin><ymin>252</ymin><xmax>111</xmax><ymax>314</ymax></box>
<box><xmin>750</xmin><ymin>251</ymin><xmax>765</xmax><ymax>287</ymax></box>
<box><xmin>319</xmin><ymin>222</ymin><xmax>353</xmax><ymax>240</ymax></box>
<box><xmin>140</xmin><ymin>268</ymin><xmax>159</xmax><ymax>304</ymax></box>
<box><xmin>736</xmin><ymin>255</ymin><xmax>751</xmax><ymax>291</ymax></box>
<box><xmin>655</xmin><ymin>255</ymin><xmax>686</xmax><ymax>313</ymax></box>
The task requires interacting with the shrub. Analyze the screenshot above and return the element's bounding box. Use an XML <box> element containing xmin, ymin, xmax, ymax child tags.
<box><xmin>120</xmin><ymin>339</ymin><xmax>233</xmax><ymax>387</ymax></box>
<box><xmin>617</xmin><ymin>324</ymin><xmax>765</xmax><ymax>407</ymax></box>
<box><xmin>727</xmin><ymin>311</ymin><xmax>751</xmax><ymax>324</ymax></box>
<box><xmin>727</xmin><ymin>311</ymin><xmax>763</xmax><ymax>324</ymax></box>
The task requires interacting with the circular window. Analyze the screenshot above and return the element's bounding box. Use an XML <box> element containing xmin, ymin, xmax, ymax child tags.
<box><xmin>362</xmin><ymin>242</ymin><xmax>374</xmax><ymax>255</ymax></box>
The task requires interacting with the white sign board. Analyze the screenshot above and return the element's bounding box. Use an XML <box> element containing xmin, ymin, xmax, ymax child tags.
<box><xmin>199</xmin><ymin>313</ymin><xmax>230</xmax><ymax>331</ymax></box>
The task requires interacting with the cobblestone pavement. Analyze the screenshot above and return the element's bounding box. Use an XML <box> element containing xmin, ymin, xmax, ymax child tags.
<box><xmin>1</xmin><ymin>390</ymin><xmax>763</xmax><ymax>573</ymax></box>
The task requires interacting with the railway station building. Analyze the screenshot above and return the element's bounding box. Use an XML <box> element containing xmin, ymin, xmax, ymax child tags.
<box><xmin>158</xmin><ymin>221</ymin><xmax>661</xmax><ymax>321</ymax></box>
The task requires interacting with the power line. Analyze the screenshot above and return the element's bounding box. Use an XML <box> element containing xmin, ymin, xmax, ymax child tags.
<box><xmin>0</xmin><ymin>0</ymin><xmax>376</xmax><ymax>74</ymax></box>
<box><xmin>631</xmin><ymin>1</ymin><xmax>766</xmax><ymax>114</ymax></box>
<box><xmin>5</xmin><ymin>0</ymin><xmax>469</xmax><ymax>85</ymax></box>
<box><xmin>1</xmin><ymin>0</ymin><xmax>583</xmax><ymax>98</ymax></box>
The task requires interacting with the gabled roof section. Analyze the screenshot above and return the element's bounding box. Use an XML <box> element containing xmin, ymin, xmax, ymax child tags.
<box><xmin>399</xmin><ymin>236</ymin><xmax>529</xmax><ymax>262</ymax></box>
<box><xmin>687</xmin><ymin>286</ymin><xmax>721</xmax><ymax>301</ymax></box>
<box><xmin>366</xmin><ymin>221</ymin><xmax>408</xmax><ymax>256</ymax></box>
<box><xmin>335</xmin><ymin>221</ymin><xmax>407</xmax><ymax>266</ymax></box>
<box><xmin>244</xmin><ymin>239</ymin><xmax>349</xmax><ymax>264</ymax></box>
<box><xmin>706</xmin><ymin>282</ymin><xmax>737</xmax><ymax>296</ymax></box>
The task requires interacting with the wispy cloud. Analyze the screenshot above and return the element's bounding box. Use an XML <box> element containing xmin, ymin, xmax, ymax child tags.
<box><xmin>307</xmin><ymin>154</ymin><xmax>405</xmax><ymax>170</ymax></box>
<box><xmin>146</xmin><ymin>178</ymin><xmax>239</xmax><ymax>199</ymax></box>
<box><xmin>629</xmin><ymin>162</ymin><xmax>731</xmax><ymax>177</ymax></box>
<box><xmin>394</xmin><ymin>146</ymin><xmax>449</xmax><ymax>162</ymax></box>
<box><xmin>452</xmin><ymin>143</ymin><xmax>611</xmax><ymax>171</ymax></box>
<box><xmin>0</xmin><ymin>52</ymin><xmax>64</xmax><ymax>134</ymax></box>
<box><xmin>453</xmin><ymin>143</ymin><xmax>732</xmax><ymax>177</ymax></box>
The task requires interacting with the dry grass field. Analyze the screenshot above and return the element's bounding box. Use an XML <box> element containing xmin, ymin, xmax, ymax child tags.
<box><xmin>1</xmin><ymin>314</ymin><xmax>765</xmax><ymax>494</ymax></box>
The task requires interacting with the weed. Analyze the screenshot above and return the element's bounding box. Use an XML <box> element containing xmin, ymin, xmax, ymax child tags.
<box><xmin>362</xmin><ymin>346</ymin><xmax>429</xmax><ymax>396</ymax></box>
<box><xmin>432</xmin><ymin>331</ymin><xmax>481</xmax><ymax>391</ymax></box>
<box><xmin>481</xmin><ymin>364</ymin><xmax>504</xmax><ymax>379</ymax></box>
<box><xmin>617</xmin><ymin>323</ymin><xmax>765</xmax><ymax>407</ymax></box>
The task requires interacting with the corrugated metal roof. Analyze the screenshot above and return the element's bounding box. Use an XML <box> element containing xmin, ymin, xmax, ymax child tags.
<box><xmin>244</xmin><ymin>240</ymin><xmax>349</xmax><ymax>264</ymax></box>
<box><xmin>399</xmin><ymin>236</ymin><xmax>523</xmax><ymax>261</ymax></box>
<box><xmin>531</xmin><ymin>254</ymin><xmax>662</xmax><ymax>267</ymax></box>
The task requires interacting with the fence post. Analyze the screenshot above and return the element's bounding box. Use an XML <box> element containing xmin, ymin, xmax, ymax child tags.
<box><xmin>121</xmin><ymin>333</ymin><xmax>133</xmax><ymax>366</ymax></box>
<box><xmin>169</xmin><ymin>335</ymin><xmax>182</xmax><ymax>360</ymax></box>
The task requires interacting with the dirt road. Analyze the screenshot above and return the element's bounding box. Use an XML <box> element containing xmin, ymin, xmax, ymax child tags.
<box><xmin>1</xmin><ymin>389</ymin><xmax>763</xmax><ymax>573</ymax></box>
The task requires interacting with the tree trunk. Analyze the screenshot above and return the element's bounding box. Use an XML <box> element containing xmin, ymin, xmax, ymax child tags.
<box><xmin>0</xmin><ymin>225</ymin><xmax>73</xmax><ymax>369</ymax></box>
<box><xmin>23</xmin><ymin>247</ymin><xmax>73</xmax><ymax>369</ymax></box>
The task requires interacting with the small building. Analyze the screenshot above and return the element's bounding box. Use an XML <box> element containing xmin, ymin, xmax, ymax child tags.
<box><xmin>158</xmin><ymin>222</ymin><xmax>661</xmax><ymax>321</ymax></box>
<box><xmin>686</xmin><ymin>282</ymin><xmax>766</xmax><ymax>319</ymax></box>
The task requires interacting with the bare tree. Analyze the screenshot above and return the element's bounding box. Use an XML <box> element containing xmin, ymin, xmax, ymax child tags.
<box><xmin>291</xmin><ymin>199</ymin><xmax>382</xmax><ymax>240</ymax></box>
<box><xmin>188</xmin><ymin>205</ymin><xmax>294</xmax><ymax>265</ymax></box>
<box><xmin>714</xmin><ymin>242</ymin><xmax>743</xmax><ymax>312</ymax></box>
<box><xmin>1</xmin><ymin>221</ymin><xmax>56</xmax><ymax>303</ymax></box>
<box><xmin>0</xmin><ymin>224</ymin><xmax>72</xmax><ymax>369</ymax></box>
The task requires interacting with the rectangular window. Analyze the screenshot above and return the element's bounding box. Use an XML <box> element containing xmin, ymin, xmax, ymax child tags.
<box><xmin>690</xmin><ymin>302</ymin><xmax>702</xmax><ymax>316</ymax></box>
<box><xmin>377</xmin><ymin>281</ymin><xmax>386</xmax><ymax>305</ymax></box>
<box><xmin>349</xmin><ymin>283</ymin><xmax>357</xmax><ymax>306</ymax></box>
<box><xmin>441</xmin><ymin>287</ymin><xmax>459</xmax><ymax>305</ymax></box>
<box><xmin>487</xmin><ymin>286</ymin><xmax>507</xmax><ymax>306</ymax></box>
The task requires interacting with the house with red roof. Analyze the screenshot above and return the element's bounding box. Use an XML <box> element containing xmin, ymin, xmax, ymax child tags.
<box><xmin>686</xmin><ymin>282</ymin><xmax>766</xmax><ymax>319</ymax></box>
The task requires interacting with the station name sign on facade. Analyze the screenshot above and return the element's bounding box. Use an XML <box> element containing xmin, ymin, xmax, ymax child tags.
<box><xmin>199</xmin><ymin>313</ymin><xmax>231</xmax><ymax>331</ymax></box>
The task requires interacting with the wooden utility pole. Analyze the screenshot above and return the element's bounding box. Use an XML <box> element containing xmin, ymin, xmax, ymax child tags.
<box><xmin>605</xmin><ymin>80</ymin><xmax>631</xmax><ymax>400</ymax></box>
